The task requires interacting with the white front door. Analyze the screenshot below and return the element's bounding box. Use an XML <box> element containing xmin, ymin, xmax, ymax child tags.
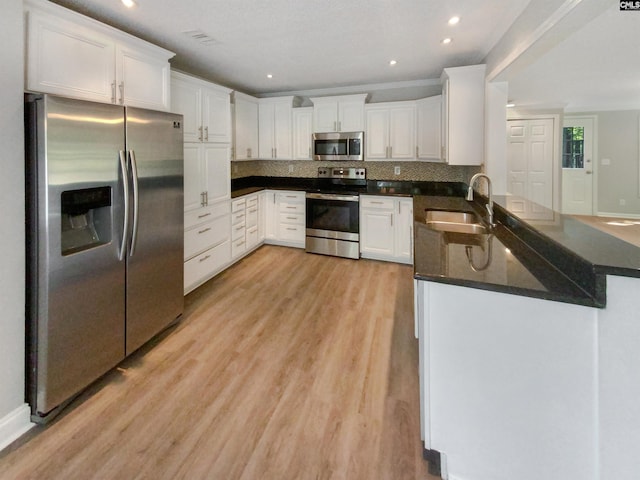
<box><xmin>562</xmin><ymin>117</ymin><xmax>595</xmax><ymax>215</ymax></box>
<box><xmin>507</xmin><ymin>118</ymin><xmax>555</xmax><ymax>220</ymax></box>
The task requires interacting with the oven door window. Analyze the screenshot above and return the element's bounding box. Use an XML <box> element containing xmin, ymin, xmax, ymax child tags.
<box><xmin>306</xmin><ymin>198</ymin><xmax>359</xmax><ymax>233</ymax></box>
<box><xmin>314</xmin><ymin>139</ymin><xmax>347</xmax><ymax>156</ymax></box>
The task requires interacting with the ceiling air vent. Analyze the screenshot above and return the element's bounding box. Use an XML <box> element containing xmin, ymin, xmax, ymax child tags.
<box><xmin>182</xmin><ymin>30</ymin><xmax>217</xmax><ymax>46</ymax></box>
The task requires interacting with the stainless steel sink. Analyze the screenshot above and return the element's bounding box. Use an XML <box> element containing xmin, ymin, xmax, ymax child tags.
<box><xmin>425</xmin><ymin>210</ymin><xmax>489</xmax><ymax>234</ymax></box>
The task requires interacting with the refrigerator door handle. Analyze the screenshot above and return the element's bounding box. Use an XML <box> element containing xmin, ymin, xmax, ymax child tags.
<box><xmin>118</xmin><ymin>150</ymin><xmax>130</xmax><ymax>261</ymax></box>
<box><xmin>129</xmin><ymin>149</ymin><xmax>140</xmax><ymax>256</ymax></box>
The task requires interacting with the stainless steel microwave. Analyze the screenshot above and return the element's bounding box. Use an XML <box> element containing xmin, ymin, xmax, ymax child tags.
<box><xmin>312</xmin><ymin>131</ymin><xmax>364</xmax><ymax>161</ymax></box>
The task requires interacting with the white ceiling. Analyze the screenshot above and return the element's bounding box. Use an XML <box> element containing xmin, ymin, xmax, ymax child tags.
<box><xmin>506</xmin><ymin>3</ymin><xmax>640</xmax><ymax>112</ymax></box>
<box><xmin>50</xmin><ymin>0</ymin><xmax>530</xmax><ymax>97</ymax></box>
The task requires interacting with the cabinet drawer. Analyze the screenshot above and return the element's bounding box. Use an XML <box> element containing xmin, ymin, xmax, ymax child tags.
<box><xmin>246</xmin><ymin>208</ymin><xmax>258</xmax><ymax>228</ymax></box>
<box><xmin>231</xmin><ymin>210</ymin><xmax>246</xmax><ymax>225</ymax></box>
<box><xmin>276</xmin><ymin>191</ymin><xmax>305</xmax><ymax>203</ymax></box>
<box><xmin>231</xmin><ymin>222</ymin><xmax>245</xmax><ymax>241</ymax></box>
<box><xmin>231</xmin><ymin>198</ymin><xmax>246</xmax><ymax>213</ymax></box>
<box><xmin>278</xmin><ymin>223</ymin><xmax>305</xmax><ymax>242</ymax></box>
<box><xmin>246</xmin><ymin>195</ymin><xmax>258</xmax><ymax>208</ymax></box>
<box><xmin>279</xmin><ymin>212</ymin><xmax>304</xmax><ymax>225</ymax></box>
<box><xmin>279</xmin><ymin>201</ymin><xmax>305</xmax><ymax>214</ymax></box>
<box><xmin>246</xmin><ymin>225</ymin><xmax>259</xmax><ymax>249</ymax></box>
<box><xmin>361</xmin><ymin>196</ymin><xmax>395</xmax><ymax>210</ymax></box>
<box><xmin>184</xmin><ymin>239</ymin><xmax>231</xmax><ymax>292</ymax></box>
<box><xmin>185</xmin><ymin>202</ymin><xmax>229</xmax><ymax>229</ymax></box>
<box><xmin>184</xmin><ymin>214</ymin><xmax>229</xmax><ymax>260</ymax></box>
<box><xmin>231</xmin><ymin>236</ymin><xmax>247</xmax><ymax>258</ymax></box>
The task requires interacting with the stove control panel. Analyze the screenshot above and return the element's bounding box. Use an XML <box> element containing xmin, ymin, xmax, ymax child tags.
<box><xmin>317</xmin><ymin>167</ymin><xmax>366</xmax><ymax>180</ymax></box>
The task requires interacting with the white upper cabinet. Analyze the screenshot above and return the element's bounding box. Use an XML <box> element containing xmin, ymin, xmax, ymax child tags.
<box><xmin>258</xmin><ymin>97</ymin><xmax>299</xmax><ymax>160</ymax></box>
<box><xmin>310</xmin><ymin>94</ymin><xmax>367</xmax><ymax>133</ymax></box>
<box><xmin>416</xmin><ymin>95</ymin><xmax>442</xmax><ymax>161</ymax></box>
<box><xmin>233</xmin><ymin>92</ymin><xmax>259</xmax><ymax>160</ymax></box>
<box><xmin>183</xmin><ymin>143</ymin><xmax>230</xmax><ymax>212</ymax></box>
<box><xmin>365</xmin><ymin>102</ymin><xmax>416</xmax><ymax>160</ymax></box>
<box><xmin>25</xmin><ymin>0</ymin><xmax>173</xmax><ymax>111</ymax></box>
<box><xmin>441</xmin><ymin>64</ymin><xmax>486</xmax><ymax>166</ymax></box>
<box><xmin>171</xmin><ymin>71</ymin><xmax>231</xmax><ymax>143</ymax></box>
<box><xmin>292</xmin><ymin>107</ymin><xmax>313</xmax><ymax>160</ymax></box>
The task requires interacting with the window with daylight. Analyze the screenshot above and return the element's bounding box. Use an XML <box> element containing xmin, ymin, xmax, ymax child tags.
<box><xmin>563</xmin><ymin>126</ymin><xmax>585</xmax><ymax>168</ymax></box>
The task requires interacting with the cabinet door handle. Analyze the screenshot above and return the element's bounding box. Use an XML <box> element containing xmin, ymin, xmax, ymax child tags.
<box><xmin>286</xmin><ymin>227</ymin><xmax>297</xmax><ymax>231</ymax></box>
<box><xmin>236</xmin><ymin>240</ymin><xmax>245</xmax><ymax>246</ymax></box>
<box><xmin>391</xmin><ymin>214</ymin><xmax>393</xmax><ymax>227</ymax></box>
<box><xmin>198</xmin><ymin>227</ymin><xmax>211</xmax><ymax>234</ymax></box>
<box><xmin>389</xmin><ymin>146</ymin><xmax>392</xmax><ymax>158</ymax></box>
<box><xmin>248</xmin><ymin>208</ymin><xmax>257</xmax><ymax>213</ymax></box>
<box><xmin>416</xmin><ymin>146</ymin><xmax>419</xmax><ymax>158</ymax></box>
<box><xmin>119</xmin><ymin>82</ymin><xmax>125</xmax><ymax>105</ymax></box>
<box><xmin>199</xmin><ymin>255</ymin><xmax>211</xmax><ymax>263</ymax></box>
<box><xmin>371</xmin><ymin>201</ymin><xmax>384</xmax><ymax>205</ymax></box>
<box><xmin>204</xmin><ymin>191</ymin><xmax>209</xmax><ymax>206</ymax></box>
<box><xmin>286</xmin><ymin>216</ymin><xmax>297</xmax><ymax>220</ymax></box>
<box><xmin>204</xmin><ymin>126</ymin><xmax>209</xmax><ymax>141</ymax></box>
<box><xmin>235</xmin><ymin>225</ymin><xmax>244</xmax><ymax>231</ymax></box>
<box><xmin>309</xmin><ymin>147</ymin><xmax>312</xmax><ymax>158</ymax></box>
<box><xmin>111</xmin><ymin>82</ymin><xmax>116</xmax><ymax>104</ymax></box>
<box><xmin>197</xmin><ymin>212</ymin><xmax>211</xmax><ymax>219</ymax></box>
<box><xmin>198</xmin><ymin>126</ymin><xmax>203</xmax><ymax>142</ymax></box>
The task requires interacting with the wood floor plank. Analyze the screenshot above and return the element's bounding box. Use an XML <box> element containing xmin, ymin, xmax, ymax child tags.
<box><xmin>0</xmin><ymin>246</ymin><xmax>438</xmax><ymax>480</ymax></box>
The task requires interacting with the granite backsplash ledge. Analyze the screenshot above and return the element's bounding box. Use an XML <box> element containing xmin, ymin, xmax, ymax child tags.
<box><xmin>231</xmin><ymin>160</ymin><xmax>480</xmax><ymax>183</ymax></box>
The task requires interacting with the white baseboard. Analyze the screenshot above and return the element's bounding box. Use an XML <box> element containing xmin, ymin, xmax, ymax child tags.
<box><xmin>0</xmin><ymin>404</ymin><xmax>34</xmax><ymax>452</ymax></box>
<box><xmin>597</xmin><ymin>211</ymin><xmax>640</xmax><ymax>220</ymax></box>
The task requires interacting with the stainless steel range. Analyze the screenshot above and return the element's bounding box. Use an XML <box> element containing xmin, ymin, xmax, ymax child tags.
<box><xmin>305</xmin><ymin>167</ymin><xmax>366</xmax><ymax>259</ymax></box>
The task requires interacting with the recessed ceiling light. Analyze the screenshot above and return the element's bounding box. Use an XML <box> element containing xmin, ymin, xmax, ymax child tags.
<box><xmin>506</xmin><ymin>102</ymin><xmax>515</xmax><ymax>108</ymax></box>
<box><xmin>389</xmin><ymin>60</ymin><xmax>397</xmax><ymax>66</ymax></box>
<box><xmin>448</xmin><ymin>16</ymin><xmax>460</xmax><ymax>25</ymax></box>
<box><xmin>441</xmin><ymin>38</ymin><xmax>452</xmax><ymax>45</ymax></box>
<box><xmin>121</xmin><ymin>0</ymin><xmax>136</xmax><ymax>8</ymax></box>
<box><xmin>267</xmin><ymin>74</ymin><xmax>273</xmax><ymax>79</ymax></box>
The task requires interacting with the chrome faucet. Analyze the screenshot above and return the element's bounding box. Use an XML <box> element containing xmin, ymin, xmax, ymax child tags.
<box><xmin>466</xmin><ymin>173</ymin><xmax>495</xmax><ymax>227</ymax></box>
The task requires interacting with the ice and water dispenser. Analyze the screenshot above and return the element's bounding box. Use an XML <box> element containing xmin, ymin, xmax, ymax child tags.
<box><xmin>60</xmin><ymin>186</ymin><xmax>112</xmax><ymax>255</ymax></box>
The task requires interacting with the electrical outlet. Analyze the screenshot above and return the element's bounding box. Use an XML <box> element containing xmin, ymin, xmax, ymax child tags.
<box><xmin>288</xmin><ymin>164</ymin><xmax>294</xmax><ymax>174</ymax></box>
<box><xmin>601</xmin><ymin>158</ymin><xmax>611</xmax><ymax>166</ymax></box>
<box><xmin>620</xmin><ymin>198</ymin><xmax>626</xmax><ymax>206</ymax></box>
<box><xmin>394</xmin><ymin>166</ymin><xmax>401</xmax><ymax>176</ymax></box>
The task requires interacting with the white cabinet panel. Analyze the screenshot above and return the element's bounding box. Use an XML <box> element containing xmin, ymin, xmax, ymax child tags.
<box><xmin>360</xmin><ymin>195</ymin><xmax>413</xmax><ymax>264</ymax></box>
<box><xmin>441</xmin><ymin>65</ymin><xmax>485</xmax><ymax>165</ymax></box>
<box><xmin>310</xmin><ymin>94</ymin><xmax>367</xmax><ymax>133</ymax></box>
<box><xmin>293</xmin><ymin>107</ymin><xmax>313</xmax><ymax>160</ymax></box>
<box><xmin>258</xmin><ymin>97</ymin><xmax>296</xmax><ymax>160</ymax></box>
<box><xmin>25</xmin><ymin>0</ymin><xmax>174</xmax><ymax>110</ymax></box>
<box><xmin>203</xmin><ymin>145</ymin><xmax>231</xmax><ymax>205</ymax></box>
<box><xmin>184</xmin><ymin>239</ymin><xmax>231</xmax><ymax>294</ymax></box>
<box><xmin>365</xmin><ymin>102</ymin><xmax>416</xmax><ymax>160</ymax></box>
<box><xmin>171</xmin><ymin>72</ymin><xmax>231</xmax><ymax>143</ymax></box>
<box><xmin>115</xmin><ymin>43</ymin><xmax>170</xmax><ymax>111</ymax></box>
<box><xmin>233</xmin><ymin>93</ymin><xmax>259</xmax><ymax>160</ymax></box>
<box><xmin>416</xmin><ymin>95</ymin><xmax>442</xmax><ymax>161</ymax></box>
<box><xmin>183</xmin><ymin>144</ymin><xmax>204</xmax><ymax>212</ymax></box>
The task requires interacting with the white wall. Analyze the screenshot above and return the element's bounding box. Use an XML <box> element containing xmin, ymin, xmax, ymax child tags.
<box><xmin>590</xmin><ymin>110</ymin><xmax>640</xmax><ymax>216</ymax></box>
<box><xmin>0</xmin><ymin>0</ymin><xmax>32</xmax><ymax>451</ymax></box>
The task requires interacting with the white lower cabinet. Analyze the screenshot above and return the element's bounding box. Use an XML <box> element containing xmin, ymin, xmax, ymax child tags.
<box><xmin>264</xmin><ymin>190</ymin><xmax>305</xmax><ymax>248</ymax></box>
<box><xmin>184</xmin><ymin>202</ymin><xmax>231</xmax><ymax>294</ymax></box>
<box><xmin>360</xmin><ymin>195</ymin><xmax>413</xmax><ymax>264</ymax></box>
<box><xmin>231</xmin><ymin>192</ymin><xmax>263</xmax><ymax>261</ymax></box>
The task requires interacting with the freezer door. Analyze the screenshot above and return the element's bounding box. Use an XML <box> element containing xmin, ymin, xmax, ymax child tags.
<box><xmin>25</xmin><ymin>94</ymin><xmax>127</xmax><ymax>418</ymax></box>
<box><xmin>124</xmin><ymin>107</ymin><xmax>184</xmax><ymax>355</ymax></box>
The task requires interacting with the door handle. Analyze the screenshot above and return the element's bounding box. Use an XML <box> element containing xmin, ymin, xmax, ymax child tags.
<box><xmin>118</xmin><ymin>82</ymin><xmax>125</xmax><ymax>105</ymax></box>
<box><xmin>118</xmin><ymin>150</ymin><xmax>130</xmax><ymax>261</ymax></box>
<box><xmin>128</xmin><ymin>150</ymin><xmax>140</xmax><ymax>256</ymax></box>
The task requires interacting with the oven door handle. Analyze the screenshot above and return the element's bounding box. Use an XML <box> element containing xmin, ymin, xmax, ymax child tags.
<box><xmin>306</xmin><ymin>193</ymin><xmax>359</xmax><ymax>202</ymax></box>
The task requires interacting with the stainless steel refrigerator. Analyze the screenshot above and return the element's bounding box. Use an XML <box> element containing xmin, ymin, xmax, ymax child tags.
<box><xmin>25</xmin><ymin>93</ymin><xmax>184</xmax><ymax>422</ymax></box>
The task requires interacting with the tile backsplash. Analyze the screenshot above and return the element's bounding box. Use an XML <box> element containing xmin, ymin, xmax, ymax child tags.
<box><xmin>231</xmin><ymin>160</ymin><xmax>479</xmax><ymax>183</ymax></box>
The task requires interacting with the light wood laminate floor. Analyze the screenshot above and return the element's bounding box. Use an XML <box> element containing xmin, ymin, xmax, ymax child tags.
<box><xmin>0</xmin><ymin>246</ymin><xmax>437</xmax><ymax>480</ymax></box>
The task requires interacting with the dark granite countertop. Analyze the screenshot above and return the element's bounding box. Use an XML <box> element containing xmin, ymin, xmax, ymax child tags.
<box><xmin>231</xmin><ymin>176</ymin><xmax>640</xmax><ymax>307</ymax></box>
<box><xmin>413</xmin><ymin>196</ymin><xmax>600</xmax><ymax>307</ymax></box>
<box><xmin>231</xmin><ymin>176</ymin><xmax>467</xmax><ymax>198</ymax></box>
